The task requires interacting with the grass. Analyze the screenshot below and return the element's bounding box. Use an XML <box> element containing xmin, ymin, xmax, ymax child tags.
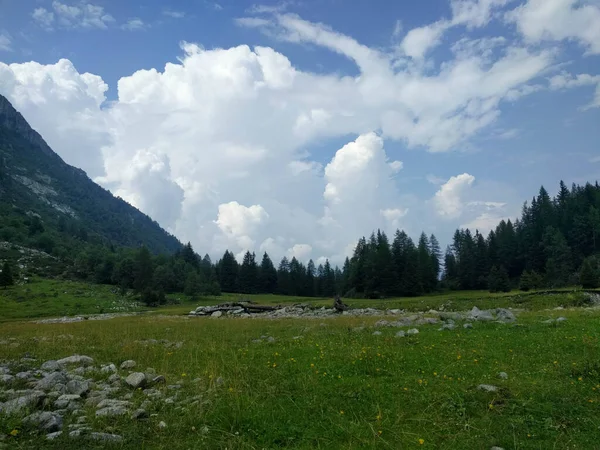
<box><xmin>1</xmin><ymin>284</ymin><xmax>600</xmax><ymax>448</ymax></box>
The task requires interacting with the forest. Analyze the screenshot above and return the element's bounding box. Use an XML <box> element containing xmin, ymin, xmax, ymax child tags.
<box><xmin>1</xmin><ymin>180</ymin><xmax>600</xmax><ymax>302</ymax></box>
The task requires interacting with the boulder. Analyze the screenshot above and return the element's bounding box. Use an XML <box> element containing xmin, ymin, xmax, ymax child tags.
<box><xmin>406</xmin><ymin>328</ymin><xmax>419</xmax><ymax>335</ymax></box>
<box><xmin>41</xmin><ymin>360</ymin><xmax>61</xmax><ymax>372</ymax></box>
<box><xmin>477</xmin><ymin>384</ymin><xmax>498</xmax><ymax>392</ymax></box>
<box><xmin>125</xmin><ymin>372</ymin><xmax>147</xmax><ymax>389</ymax></box>
<box><xmin>56</xmin><ymin>355</ymin><xmax>94</xmax><ymax>366</ymax></box>
<box><xmin>100</xmin><ymin>364</ymin><xmax>117</xmax><ymax>374</ymax></box>
<box><xmin>495</xmin><ymin>308</ymin><xmax>516</xmax><ymax>323</ymax></box>
<box><xmin>66</xmin><ymin>380</ymin><xmax>90</xmax><ymax>396</ymax></box>
<box><xmin>96</xmin><ymin>406</ymin><xmax>128</xmax><ymax>417</ymax></box>
<box><xmin>0</xmin><ymin>391</ymin><xmax>45</xmax><ymax>415</ymax></box>
<box><xmin>120</xmin><ymin>360</ymin><xmax>136</xmax><ymax>370</ymax></box>
<box><xmin>36</xmin><ymin>372</ymin><xmax>68</xmax><ymax>390</ymax></box>
<box><xmin>469</xmin><ymin>307</ymin><xmax>495</xmax><ymax>321</ymax></box>
<box><xmin>23</xmin><ymin>411</ymin><xmax>63</xmax><ymax>433</ymax></box>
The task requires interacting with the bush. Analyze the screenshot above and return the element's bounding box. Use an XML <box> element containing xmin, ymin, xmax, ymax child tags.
<box><xmin>580</xmin><ymin>256</ymin><xmax>600</xmax><ymax>289</ymax></box>
<box><xmin>140</xmin><ymin>289</ymin><xmax>166</xmax><ymax>307</ymax></box>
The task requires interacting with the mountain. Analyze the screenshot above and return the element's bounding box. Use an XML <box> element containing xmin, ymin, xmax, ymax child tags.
<box><xmin>0</xmin><ymin>94</ymin><xmax>182</xmax><ymax>255</ymax></box>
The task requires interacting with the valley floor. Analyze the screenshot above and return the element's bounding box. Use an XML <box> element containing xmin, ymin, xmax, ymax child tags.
<box><xmin>1</xmin><ymin>281</ymin><xmax>600</xmax><ymax>449</ymax></box>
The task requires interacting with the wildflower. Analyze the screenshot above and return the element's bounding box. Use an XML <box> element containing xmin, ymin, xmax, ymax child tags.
<box><xmin>272</xmin><ymin>363</ymin><xmax>277</xmax><ymax>368</ymax></box>
<box><xmin>181</xmin><ymin>373</ymin><xmax>187</xmax><ymax>377</ymax></box>
<box><xmin>418</xmin><ymin>379</ymin><xmax>423</xmax><ymax>384</ymax></box>
<box><xmin>340</xmin><ymin>410</ymin><xmax>345</xmax><ymax>415</ymax></box>
<box><xmin>378</xmin><ymin>430</ymin><xmax>382</xmax><ymax>435</ymax></box>
<box><xmin>310</xmin><ymin>363</ymin><xmax>315</xmax><ymax>368</ymax></box>
<box><xmin>192</xmin><ymin>426</ymin><xmax>196</xmax><ymax>431</ymax></box>
<box><xmin>10</xmin><ymin>429</ymin><xmax>19</xmax><ymax>437</ymax></box>
<box><xmin>457</xmin><ymin>355</ymin><xmax>462</xmax><ymax>360</ymax></box>
<box><xmin>488</xmin><ymin>403</ymin><xmax>494</xmax><ymax>410</ymax></box>
<box><xmin>433</xmin><ymin>372</ymin><xmax>437</xmax><ymax>376</ymax></box>
<box><xmin>338</xmin><ymin>375</ymin><xmax>342</xmax><ymax>379</ymax></box>
<box><xmin>418</xmin><ymin>438</ymin><xmax>425</xmax><ymax>445</ymax></box>
<box><xmin>578</xmin><ymin>377</ymin><xmax>583</xmax><ymax>381</ymax></box>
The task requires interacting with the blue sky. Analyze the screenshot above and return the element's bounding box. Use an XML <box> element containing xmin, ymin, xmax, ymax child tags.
<box><xmin>0</xmin><ymin>0</ymin><xmax>599</xmax><ymax>264</ymax></box>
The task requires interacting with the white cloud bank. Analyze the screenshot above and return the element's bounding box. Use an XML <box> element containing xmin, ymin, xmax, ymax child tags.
<box><xmin>1</xmin><ymin>0</ymin><xmax>599</xmax><ymax>263</ymax></box>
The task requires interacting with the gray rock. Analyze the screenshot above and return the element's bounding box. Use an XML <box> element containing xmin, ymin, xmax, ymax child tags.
<box><xmin>36</xmin><ymin>372</ymin><xmax>67</xmax><ymax>390</ymax></box>
<box><xmin>132</xmin><ymin>408</ymin><xmax>149</xmax><ymax>420</ymax></box>
<box><xmin>158</xmin><ymin>421</ymin><xmax>167</xmax><ymax>429</ymax></box>
<box><xmin>96</xmin><ymin>406</ymin><xmax>127</xmax><ymax>417</ymax></box>
<box><xmin>266</xmin><ymin>336</ymin><xmax>276</xmax><ymax>343</ymax></box>
<box><xmin>41</xmin><ymin>360</ymin><xmax>61</xmax><ymax>372</ymax></box>
<box><xmin>23</xmin><ymin>411</ymin><xmax>63</xmax><ymax>432</ymax></box>
<box><xmin>496</xmin><ymin>308</ymin><xmax>516</xmax><ymax>322</ymax></box>
<box><xmin>54</xmin><ymin>394</ymin><xmax>81</xmax><ymax>409</ymax></box>
<box><xmin>108</xmin><ymin>373</ymin><xmax>121</xmax><ymax>383</ymax></box>
<box><xmin>0</xmin><ymin>367</ymin><xmax>10</xmax><ymax>374</ymax></box>
<box><xmin>395</xmin><ymin>331</ymin><xmax>406</xmax><ymax>338</ymax></box>
<box><xmin>46</xmin><ymin>431</ymin><xmax>63</xmax><ymax>440</ymax></box>
<box><xmin>0</xmin><ymin>374</ymin><xmax>14</xmax><ymax>383</ymax></box>
<box><xmin>439</xmin><ymin>323</ymin><xmax>456</xmax><ymax>331</ymax></box>
<box><xmin>372</xmin><ymin>331</ymin><xmax>382</xmax><ymax>336</ymax></box>
<box><xmin>152</xmin><ymin>375</ymin><xmax>166</xmax><ymax>384</ymax></box>
<box><xmin>498</xmin><ymin>372</ymin><xmax>509</xmax><ymax>380</ymax></box>
<box><xmin>556</xmin><ymin>316</ymin><xmax>567</xmax><ymax>323</ymax></box>
<box><xmin>216</xmin><ymin>376</ymin><xmax>224</xmax><ymax>386</ymax></box>
<box><xmin>77</xmin><ymin>416</ymin><xmax>87</xmax><ymax>424</ymax></box>
<box><xmin>120</xmin><ymin>360</ymin><xmax>136</xmax><ymax>370</ymax></box>
<box><xmin>469</xmin><ymin>307</ymin><xmax>495</xmax><ymax>321</ymax></box>
<box><xmin>463</xmin><ymin>323</ymin><xmax>473</xmax><ymax>329</ymax></box>
<box><xmin>167</xmin><ymin>384</ymin><xmax>182</xmax><ymax>390</ymax></box>
<box><xmin>90</xmin><ymin>432</ymin><xmax>123</xmax><ymax>443</ymax></box>
<box><xmin>96</xmin><ymin>399</ymin><xmax>132</xmax><ymax>409</ymax></box>
<box><xmin>56</xmin><ymin>355</ymin><xmax>94</xmax><ymax>366</ymax></box>
<box><xmin>164</xmin><ymin>397</ymin><xmax>175</xmax><ymax>405</ymax></box>
<box><xmin>66</xmin><ymin>380</ymin><xmax>90</xmax><ymax>396</ymax></box>
<box><xmin>16</xmin><ymin>371</ymin><xmax>32</xmax><ymax>379</ymax></box>
<box><xmin>477</xmin><ymin>384</ymin><xmax>499</xmax><ymax>392</ymax></box>
<box><xmin>100</xmin><ymin>364</ymin><xmax>117</xmax><ymax>374</ymax></box>
<box><xmin>0</xmin><ymin>391</ymin><xmax>45</xmax><ymax>414</ymax></box>
<box><xmin>406</xmin><ymin>328</ymin><xmax>419</xmax><ymax>335</ymax></box>
<box><xmin>211</xmin><ymin>311</ymin><xmax>223</xmax><ymax>318</ymax></box>
<box><xmin>125</xmin><ymin>372</ymin><xmax>147</xmax><ymax>389</ymax></box>
<box><xmin>490</xmin><ymin>447</ymin><xmax>505</xmax><ymax>450</ymax></box>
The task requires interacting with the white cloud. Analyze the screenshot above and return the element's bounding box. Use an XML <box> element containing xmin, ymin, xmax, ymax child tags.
<box><xmin>32</xmin><ymin>8</ymin><xmax>55</xmax><ymax>30</ymax></box>
<box><xmin>389</xmin><ymin>160</ymin><xmax>404</xmax><ymax>172</ymax></box>
<box><xmin>507</xmin><ymin>0</ymin><xmax>600</xmax><ymax>54</ymax></box>
<box><xmin>548</xmin><ymin>72</ymin><xmax>600</xmax><ymax>109</ymax></box>
<box><xmin>288</xmin><ymin>243</ymin><xmax>312</xmax><ymax>261</ymax></box>
<box><xmin>381</xmin><ymin>208</ymin><xmax>408</xmax><ymax>228</ymax></box>
<box><xmin>214</xmin><ymin>202</ymin><xmax>269</xmax><ymax>251</ymax></box>
<box><xmin>33</xmin><ymin>1</ymin><xmax>115</xmax><ymax>30</ymax></box>
<box><xmin>122</xmin><ymin>18</ymin><xmax>146</xmax><ymax>31</ymax></box>
<box><xmin>0</xmin><ymin>33</ymin><xmax>11</xmax><ymax>52</ymax></box>
<box><xmin>460</xmin><ymin>212</ymin><xmax>507</xmax><ymax>233</ymax></box>
<box><xmin>433</xmin><ymin>173</ymin><xmax>476</xmax><ymax>219</ymax></box>
<box><xmin>163</xmin><ymin>10</ymin><xmax>186</xmax><ymax>19</ymax></box>
<box><xmin>400</xmin><ymin>20</ymin><xmax>450</xmax><ymax>59</ymax></box>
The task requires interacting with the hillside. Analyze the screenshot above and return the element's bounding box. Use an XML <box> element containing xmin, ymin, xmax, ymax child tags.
<box><xmin>0</xmin><ymin>94</ymin><xmax>181</xmax><ymax>256</ymax></box>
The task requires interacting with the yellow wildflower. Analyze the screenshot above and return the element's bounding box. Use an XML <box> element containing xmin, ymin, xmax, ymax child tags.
<box><xmin>418</xmin><ymin>438</ymin><xmax>425</xmax><ymax>445</ymax></box>
<box><xmin>10</xmin><ymin>429</ymin><xmax>19</xmax><ymax>437</ymax></box>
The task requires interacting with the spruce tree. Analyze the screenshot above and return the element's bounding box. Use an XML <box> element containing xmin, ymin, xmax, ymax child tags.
<box><xmin>0</xmin><ymin>261</ymin><xmax>14</xmax><ymax>288</ymax></box>
<box><xmin>580</xmin><ymin>257</ymin><xmax>599</xmax><ymax>289</ymax></box>
<box><xmin>238</xmin><ymin>251</ymin><xmax>258</xmax><ymax>294</ymax></box>
<box><xmin>258</xmin><ymin>252</ymin><xmax>277</xmax><ymax>294</ymax></box>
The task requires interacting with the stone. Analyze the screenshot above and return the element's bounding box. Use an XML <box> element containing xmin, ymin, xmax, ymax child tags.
<box><xmin>23</xmin><ymin>411</ymin><xmax>63</xmax><ymax>432</ymax></box>
<box><xmin>41</xmin><ymin>360</ymin><xmax>61</xmax><ymax>372</ymax></box>
<box><xmin>167</xmin><ymin>384</ymin><xmax>182</xmax><ymax>390</ymax></box>
<box><xmin>406</xmin><ymin>328</ymin><xmax>419</xmax><ymax>335</ymax></box>
<box><xmin>490</xmin><ymin>447</ymin><xmax>505</xmax><ymax>450</ymax></box>
<box><xmin>96</xmin><ymin>406</ymin><xmax>128</xmax><ymax>417</ymax></box>
<box><xmin>498</xmin><ymin>372</ymin><xmax>509</xmax><ymax>380</ymax></box>
<box><xmin>372</xmin><ymin>331</ymin><xmax>382</xmax><ymax>336</ymax></box>
<box><xmin>463</xmin><ymin>323</ymin><xmax>473</xmax><ymax>329</ymax></box>
<box><xmin>152</xmin><ymin>375</ymin><xmax>166</xmax><ymax>384</ymax></box>
<box><xmin>211</xmin><ymin>311</ymin><xmax>223</xmax><ymax>318</ymax></box>
<box><xmin>0</xmin><ymin>391</ymin><xmax>45</xmax><ymax>415</ymax></box>
<box><xmin>96</xmin><ymin>399</ymin><xmax>132</xmax><ymax>409</ymax></box>
<box><xmin>36</xmin><ymin>372</ymin><xmax>67</xmax><ymax>390</ymax></box>
<box><xmin>469</xmin><ymin>307</ymin><xmax>495</xmax><ymax>321</ymax></box>
<box><xmin>90</xmin><ymin>432</ymin><xmax>123</xmax><ymax>443</ymax></box>
<box><xmin>125</xmin><ymin>372</ymin><xmax>147</xmax><ymax>389</ymax></box>
<box><xmin>100</xmin><ymin>364</ymin><xmax>117</xmax><ymax>374</ymax></box>
<box><xmin>54</xmin><ymin>394</ymin><xmax>81</xmax><ymax>409</ymax></box>
<box><xmin>16</xmin><ymin>371</ymin><xmax>32</xmax><ymax>380</ymax></box>
<box><xmin>439</xmin><ymin>323</ymin><xmax>456</xmax><ymax>331</ymax></box>
<box><xmin>120</xmin><ymin>360</ymin><xmax>136</xmax><ymax>370</ymax></box>
<box><xmin>556</xmin><ymin>316</ymin><xmax>567</xmax><ymax>323</ymax></box>
<box><xmin>395</xmin><ymin>331</ymin><xmax>406</xmax><ymax>338</ymax></box>
<box><xmin>216</xmin><ymin>376</ymin><xmax>224</xmax><ymax>386</ymax></box>
<box><xmin>132</xmin><ymin>409</ymin><xmax>149</xmax><ymax>420</ymax></box>
<box><xmin>56</xmin><ymin>355</ymin><xmax>94</xmax><ymax>366</ymax></box>
<box><xmin>108</xmin><ymin>373</ymin><xmax>121</xmax><ymax>383</ymax></box>
<box><xmin>158</xmin><ymin>421</ymin><xmax>167</xmax><ymax>429</ymax></box>
<box><xmin>495</xmin><ymin>308</ymin><xmax>516</xmax><ymax>323</ymax></box>
<box><xmin>46</xmin><ymin>431</ymin><xmax>63</xmax><ymax>440</ymax></box>
<box><xmin>0</xmin><ymin>367</ymin><xmax>9</xmax><ymax>374</ymax></box>
<box><xmin>0</xmin><ymin>374</ymin><xmax>14</xmax><ymax>383</ymax></box>
<box><xmin>477</xmin><ymin>384</ymin><xmax>499</xmax><ymax>392</ymax></box>
<box><xmin>66</xmin><ymin>380</ymin><xmax>90</xmax><ymax>396</ymax></box>
<box><xmin>266</xmin><ymin>337</ymin><xmax>276</xmax><ymax>343</ymax></box>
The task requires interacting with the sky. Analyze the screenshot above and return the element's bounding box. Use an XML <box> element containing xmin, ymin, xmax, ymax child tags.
<box><xmin>0</xmin><ymin>0</ymin><xmax>599</xmax><ymax>266</ymax></box>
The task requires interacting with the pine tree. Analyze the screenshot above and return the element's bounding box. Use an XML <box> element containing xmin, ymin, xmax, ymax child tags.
<box><xmin>416</xmin><ymin>233</ymin><xmax>431</xmax><ymax>293</ymax></box>
<box><xmin>488</xmin><ymin>265</ymin><xmax>510</xmax><ymax>293</ymax></box>
<box><xmin>238</xmin><ymin>251</ymin><xmax>258</xmax><ymax>294</ymax></box>
<box><xmin>306</xmin><ymin>259</ymin><xmax>316</xmax><ymax>297</ymax></box>
<box><xmin>0</xmin><ymin>261</ymin><xmax>14</xmax><ymax>288</ymax></box>
<box><xmin>543</xmin><ymin>226</ymin><xmax>572</xmax><ymax>287</ymax></box>
<box><xmin>429</xmin><ymin>234</ymin><xmax>441</xmax><ymax>288</ymax></box>
<box><xmin>133</xmin><ymin>246</ymin><xmax>153</xmax><ymax>293</ymax></box>
<box><xmin>277</xmin><ymin>257</ymin><xmax>291</xmax><ymax>295</ymax></box>
<box><xmin>219</xmin><ymin>251</ymin><xmax>239</xmax><ymax>293</ymax></box>
<box><xmin>580</xmin><ymin>256</ymin><xmax>599</xmax><ymax>289</ymax></box>
<box><xmin>258</xmin><ymin>252</ymin><xmax>277</xmax><ymax>294</ymax></box>
<box><xmin>443</xmin><ymin>246</ymin><xmax>459</xmax><ymax>289</ymax></box>
<box><xmin>322</xmin><ymin>259</ymin><xmax>336</xmax><ymax>297</ymax></box>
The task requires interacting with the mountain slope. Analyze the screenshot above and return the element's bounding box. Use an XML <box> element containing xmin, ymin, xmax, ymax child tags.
<box><xmin>0</xmin><ymin>94</ymin><xmax>182</xmax><ymax>255</ymax></box>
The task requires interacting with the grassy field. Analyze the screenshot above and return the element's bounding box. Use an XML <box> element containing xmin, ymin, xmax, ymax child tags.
<box><xmin>1</xmin><ymin>280</ymin><xmax>600</xmax><ymax>448</ymax></box>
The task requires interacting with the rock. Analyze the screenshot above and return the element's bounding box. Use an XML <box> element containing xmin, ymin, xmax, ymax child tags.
<box><xmin>0</xmin><ymin>367</ymin><xmax>10</xmax><ymax>374</ymax></box>
<box><xmin>56</xmin><ymin>355</ymin><xmax>94</xmax><ymax>366</ymax></box>
<box><xmin>216</xmin><ymin>376</ymin><xmax>224</xmax><ymax>386</ymax></box>
<box><xmin>0</xmin><ymin>391</ymin><xmax>45</xmax><ymax>414</ymax></box>
<box><xmin>211</xmin><ymin>311</ymin><xmax>223</xmax><ymax>318</ymax></box>
<box><xmin>372</xmin><ymin>331</ymin><xmax>382</xmax><ymax>336</ymax></box>
<box><xmin>353</xmin><ymin>327</ymin><xmax>365</xmax><ymax>332</ymax></box>
<box><xmin>406</xmin><ymin>328</ymin><xmax>419</xmax><ymax>335</ymax></box>
<box><xmin>498</xmin><ymin>372</ymin><xmax>509</xmax><ymax>380</ymax></box>
<box><xmin>90</xmin><ymin>432</ymin><xmax>123</xmax><ymax>443</ymax></box>
<box><xmin>36</xmin><ymin>372</ymin><xmax>67</xmax><ymax>390</ymax></box>
<box><xmin>132</xmin><ymin>409</ymin><xmax>149</xmax><ymax>420</ymax></box>
<box><xmin>46</xmin><ymin>431</ymin><xmax>63</xmax><ymax>440</ymax></box>
<box><xmin>100</xmin><ymin>364</ymin><xmax>117</xmax><ymax>374</ymax></box>
<box><xmin>496</xmin><ymin>308</ymin><xmax>516</xmax><ymax>323</ymax></box>
<box><xmin>16</xmin><ymin>371</ymin><xmax>32</xmax><ymax>379</ymax></box>
<box><xmin>395</xmin><ymin>331</ymin><xmax>406</xmax><ymax>338</ymax></box>
<box><xmin>41</xmin><ymin>360</ymin><xmax>61</xmax><ymax>372</ymax></box>
<box><xmin>54</xmin><ymin>394</ymin><xmax>81</xmax><ymax>409</ymax></box>
<box><xmin>469</xmin><ymin>307</ymin><xmax>495</xmax><ymax>321</ymax></box>
<box><xmin>463</xmin><ymin>323</ymin><xmax>473</xmax><ymax>329</ymax></box>
<box><xmin>108</xmin><ymin>374</ymin><xmax>121</xmax><ymax>383</ymax></box>
<box><xmin>96</xmin><ymin>406</ymin><xmax>128</xmax><ymax>417</ymax></box>
<box><xmin>23</xmin><ymin>411</ymin><xmax>63</xmax><ymax>432</ymax></box>
<box><xmin>66</xmin><ymin>380</ymin><xmax>90</xmax><ymax>396</ymax></box>
<box><xmin>490</xmin><ymin>447</ymin><xmax>505</xmax><ymax>450</ymax></box>
<box><xmin>164</xmin><ymin>397</ymin><xmax>175</xmax><ymax>405</ymax></box>
<box><xmin>167</xmin><ymin>384</ymin><xmax>182</xmax><ymax>390</ymax></box>
<box><xmin>96</xmin><ymin>399</ymin><xmax>132</xmax><ymax>409</ymax></box>
<box><xmin>266</xmin><ymin>337</ymin><xmax>276</xmax><ymax>343</ymax></box>
<box><xmin>120</xmin><ymin>360</ymin><xmax>136</xmax><ymax>370</ymax></box>
<box><xmin>477</xmin><ymin>384</ymin><xmax>499</xmax><ymax>392</ymax></box>
<box><xmin>556</xmin><ymin>316</ymin><xmax>567</xmax><ymax>323</ymax></box>
<box><xmin>439</xmin><ymin>323</ymin><xmax>456</xmax><ymax>331</ymax></box>
<box><xmin>0</xmin><ymin>374</ymin><xmax>14</xmax><ymax>383</ymax></box>
<box><xmin>152</xmin><ymin>375</ymin><xmax>166</xmax><ymax>384</ymax></box>
<box><xmin>125</xmin><ymin>372</ymin><xmax>147</xmax><ymax>389</ymax></box>
<box><xmin>158</xmin><ymin>421</ymin><xmax>167</xmax><ymax>429</ymax></box>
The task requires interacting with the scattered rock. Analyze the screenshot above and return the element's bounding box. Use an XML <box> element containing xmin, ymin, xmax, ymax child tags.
<box><xmin>66</xmin><ymin>380</ymin><xmax>90</xmax><ymax>396</ymax></box>
<box><xmin>498</xmin><ymin>372</ymin><xmax>509</xmax><ymax>380</ymax></box>
<box><xmin>152</xmin><ymin>375</ymin><xmax>166</xmax><ymax>384</ymax></box>
<box><xmin>395</xmin><ymin>331</ymin><xmax>406</xmax><ymax>338</ymax></box>
<box><xmin>132</xmin><ymin>409</ymin><xmax>149</xmax><ymax>420</ymax></box>
<box><xmin>490</xmin><ymin>447</ymin><xmax>505</xmax><ymax>450</ymax></box>
<box><xmin>158</xmin><ymin>421</ymin><xmax>167</xmax><ymax>429</ymax></box>
<box><xmin>23</xmin><ymin>411</ymin><xmax>63</xmax><ymax>432</ymax></box>
<box><xmin>41</xmin><ymin>360</ymin><xmax>61</xmax><ymax>372</ymax></box>
<box><xmin>125</xmin><ymin>372</ymin><xmax>147</xmax><ymax>389</ymax></box>
<box><xmin>477</xmin><ymin>384</ymin><xmax>499</xmax><ymax>393</ymax></box>
<box><xmin>216</xmin><ymin>376</ymin><xmax>224</xmax><ymax>386</ymax></box>
<box><xmin>469</xmin><ymin>307</ymin><xmax>495</xmax><ymax>321</ymax></box>
<box><xmin>120</xmin><ymin>360</ymin><xmax>136</xmax><ymax>370</ymax></box>
<box><xmin>439</xmin><ymin>323</ymin><xmax>456</xmax><ymax>331</ymax></box>
<box><xmin>90</xmin><ymin>432</ymin><xmax>123</xmax><ymax>443</ymax></box>
<box><xmin>0</xmin><ymin>374</ymin><xmax>14</xmax><ymax>383</ymax></box>
<box><xmin>495</xmin><ymin>308</ymin><xmax>516</xmax><ymax>323</ymax></box>
<box><xmin>100</xmin><ymin>364</ymin><xmax>117</xmax><ymax>374</ymax></box>
<box><xmin>96</xmin><ymin>399</ymin><xmax>132</xmax><ymax>409</ymax></box>
<box><xmin>36</xmin><ymin>372</ymin><xmax>68</xmax><ymax>390</ymax></box>
<box><xmin>372</xmin><ymin>331</ymin><xmax>382</xmax><ymax>336</ymax></box>
<box><xmin>0</xmin><ymin>391</ymin><xmax>45</xmax><ymax>415</ymax></box>
<box><xmin>46</xmin><ymin>431</ymin><xmax>63</xmax><ymax>440</ymax></box>
<box><xmin>96</xmin><ymin>406</ymin><xmax>128</xmax><ymax>417</ymax></box>
<box><xmin>406</xmin><ymin>328</ymin><xmax>419</xmax><ymax>335</ymax></box>
<box><xmin>56</xmin><ymin>355</ymin><xmax>94</xmax><ymax>366</ymax></box>
<box><xmin>463</xmin><ymin>323</ymin><xmax>473</xmax><ymax>329</ymax></box>
<box><xmin>556</xmin><ymin>316</ymin><xmax>567</xmax><ymax>323</ymax></box>
<box><xmin>211</xmin><ymin>311</ymin><xmax>223</xmax><ymax>318</ymax></box>
<box><xmin>266</xmin><ymin>337</ymin><xmax>276</xmax><ymax>343</ymax></box>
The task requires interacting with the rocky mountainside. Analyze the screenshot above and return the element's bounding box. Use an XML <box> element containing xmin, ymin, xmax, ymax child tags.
<box><xmin>0</xmin><ymin>94</ymin><xmax>181</xmax><ymax>255</ymax></box>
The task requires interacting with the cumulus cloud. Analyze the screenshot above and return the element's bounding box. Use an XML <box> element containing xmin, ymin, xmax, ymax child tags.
<box><xmin>1</xmin><ymin>2</ymin><xmax>595</xmax><ymax>263</ymax></box>
<box><xmin>122</xmin><ymin>18</ymin><xmax>146</xmax><ymax>31</ymax></box>
<box><xmin>33</xmin><ymin>1</ymin><xmax>115</xmax><ymax>31</ymax></box>
<box><xmin>288</xmin><ymin>243</ymin><xmax>313</xmax><ymax>261</ymax></box>
<box><xmin>433</xmin><ymin>173</ymin><xmax>476</xmax><ymax>219</ymax></box>
<box><xmin>507</xmin><ymin>0</ymin><xmax>600</xmax><ymax>54</ymax></box>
